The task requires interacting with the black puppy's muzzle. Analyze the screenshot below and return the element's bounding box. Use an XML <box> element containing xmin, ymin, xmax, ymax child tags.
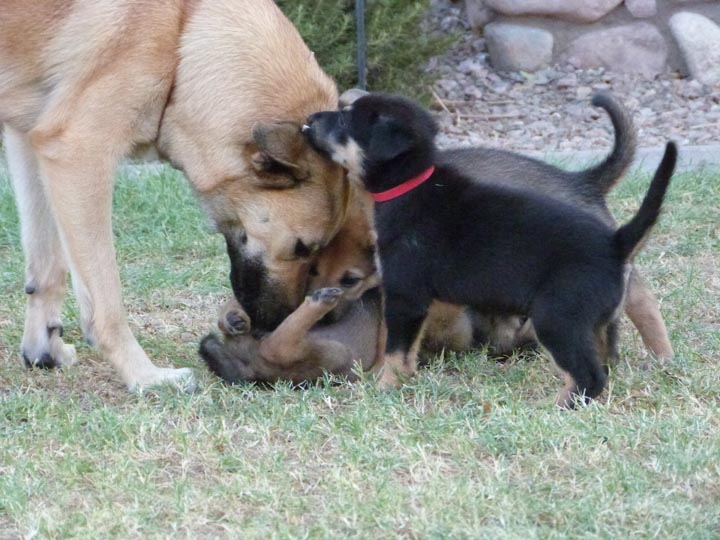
<box><xmin>303</xmin><ymin>112</ymin><xmax>340</xmax><ymax>155</ymax></box>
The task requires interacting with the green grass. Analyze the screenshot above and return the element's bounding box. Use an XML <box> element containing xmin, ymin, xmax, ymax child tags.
<box><xmin>0</xmin><ymin>161</ymin><xmax>719</xmax><ymax>539</ymax></box>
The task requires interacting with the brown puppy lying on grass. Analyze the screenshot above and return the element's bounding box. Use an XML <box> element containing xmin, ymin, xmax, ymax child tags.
<box><xmin>200</xmin><ymin>191</ymin><xmax>385</xmax><ymax>384</ymax></box>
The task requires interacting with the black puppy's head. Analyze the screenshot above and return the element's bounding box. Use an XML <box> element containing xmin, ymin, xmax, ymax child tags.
<box><xmin>304</xmin><ymin>94</ymin><xmax>438</xmax><ymax>189</ymax></box>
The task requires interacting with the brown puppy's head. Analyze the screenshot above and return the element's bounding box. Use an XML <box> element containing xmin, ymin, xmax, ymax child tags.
<box><xmin>203</xmin><ymin>122</ymin><xmax>351</xmax><ymax>331</ymax></box>
<box><xmin>307</xmin><ymin>189</ymin><xmax>379</xmax><ymax>322</ymax></box>
<box><xmin>303</xmin><ymin>93</ymin><xmax>438</xmax><ymax>191</ymax></box>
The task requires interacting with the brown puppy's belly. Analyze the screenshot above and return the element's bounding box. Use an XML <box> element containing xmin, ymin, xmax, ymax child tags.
<box><xmin>201</xmin><ymin>288</ymin><xmax>382</xmax><ymax>385</ymax></box>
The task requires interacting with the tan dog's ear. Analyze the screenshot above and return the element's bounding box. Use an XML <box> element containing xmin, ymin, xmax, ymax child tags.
<box><xmin>339</xmin><ymin>88</ymin><xmax>369</xmax><ymax>108</ymax></box>
<box><xmin>248</xmin><ymin>122</ymin><xmax>309</xmax><ymax>187</ymax></box>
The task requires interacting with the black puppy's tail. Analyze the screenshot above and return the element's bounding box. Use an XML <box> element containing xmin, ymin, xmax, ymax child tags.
<box><xmin>579</xmin><ymin>92</ymin><xmax>637</xmax><ymax>195</ymax></box>
<box><xmin>199</xmin><ymin>333</ymin><xmax>254</xmax><ymax>384</ymax></box>
<box><xmin>614</xmin><ymin>142</ymin><xmax>677</xmax><ymax>261</ymax></box>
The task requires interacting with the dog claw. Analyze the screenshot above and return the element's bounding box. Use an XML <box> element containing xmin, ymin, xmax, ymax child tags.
<box><xmin>22</xmin><ymin>343</ymin><xmax>77</xmax><ymax>370</ymax></box>
<box><xmin>47</xmin><ymin>324</ymin><xmax>64</xmax><ymax>338</ymax></box>
<box><xmin>23</xmin><ymin>352</ymin><xmax>58</xmax><ymax>369</ymax></box>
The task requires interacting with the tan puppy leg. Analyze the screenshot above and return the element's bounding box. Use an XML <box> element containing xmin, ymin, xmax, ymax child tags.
<box><xmin>625</xmin><ymin>268</ymin><xmax>673</xmax><ymax>360</ymax></box>
<box><xmin>259</xmin><ymin>288</ymin><xmax>343</xmax><ymax>366</ymax></box>
<box><xmin>218</xmin><ymin>298</ymin><xmax>251</xmax><ymax>336</ymax></box>
<box><xmin>5</xmin><ymin>126</ymin><xmax>76</xmax><ymax>368</ymax></box>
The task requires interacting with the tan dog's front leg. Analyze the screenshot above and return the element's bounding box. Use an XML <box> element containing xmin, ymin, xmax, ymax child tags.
<box><xmin>4</xmin><ymin>126</ymin><xmax>77</xmax><ymax>369</ymax></box>
<box><xmin>259</xmin><ymin>288</ymin><xmax>343</xmax><ymax>366</ymax></box>
<box><xmin>31</xmin><ymin>134</ymin><xmax>192</xmax><ymax>391</ymax></box>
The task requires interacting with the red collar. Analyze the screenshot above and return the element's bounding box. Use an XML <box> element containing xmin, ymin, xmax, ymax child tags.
<box><xmin>369</xmin><ymin>166</ymin><xmax>435</xmax><ymax>203</ymax></box>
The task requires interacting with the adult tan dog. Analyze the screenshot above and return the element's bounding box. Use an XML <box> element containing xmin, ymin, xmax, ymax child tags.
<box><xmin>0</xmin><ymin>0</ymin><xmax>349</xmax><ymax>390</ymax></box>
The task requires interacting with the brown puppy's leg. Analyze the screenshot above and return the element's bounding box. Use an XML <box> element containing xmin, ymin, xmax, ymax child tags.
<box><xmin>625</xmin><ymin>268</ymin><xmax>674</xmax><ymax>360</ymax></box>
<box><xmin>5</xmin><ymin>126</ymin><xmax>76</xmax><ymax>369</ymax></box>
<box><xmin>259</xmin><ymin>288</ymin><xmax>343</xmax><ymax>366</ymax></box>
<box><xmin>217</xmin><ymin>298</ymin><xmax>251</xmax><ymax>336</ymax></box>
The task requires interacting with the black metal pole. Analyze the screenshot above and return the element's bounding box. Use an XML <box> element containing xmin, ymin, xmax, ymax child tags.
<box><xmin>355</xmin><ymin>0</ymin><xmax>367</xmax><ymax>90</ymax></box>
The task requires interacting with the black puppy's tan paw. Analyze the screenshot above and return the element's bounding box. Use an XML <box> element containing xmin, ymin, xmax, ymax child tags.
<box><xmin>311</xmin><ymin>287</ymin><xmax>343</xmax><ymax>305</ymax></box>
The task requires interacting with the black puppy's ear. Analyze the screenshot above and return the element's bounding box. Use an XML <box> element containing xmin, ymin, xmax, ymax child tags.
<box><xmin>368</xmin><ymin>116</ymin><xmax>412</xmax><ymax>162</ymax></box>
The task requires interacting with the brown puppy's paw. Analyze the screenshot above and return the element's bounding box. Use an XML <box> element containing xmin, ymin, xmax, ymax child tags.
<box><xmin>219</xmin><ymin>308</ymin><xmax>251</xmax><ymax>336</ymax></box>
<box><xmin>310</xmin><ymin>287</ymin><xmax>343</xmax><ymax>305</ymax></box>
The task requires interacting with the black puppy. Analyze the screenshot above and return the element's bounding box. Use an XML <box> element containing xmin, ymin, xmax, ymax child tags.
<box><xmin>304</xmin><ymin>94</ymin><xmax>677</xmax><ymax>407</ymax></box>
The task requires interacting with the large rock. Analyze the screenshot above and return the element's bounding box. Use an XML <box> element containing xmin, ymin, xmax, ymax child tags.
<box><xmin>465</xmin><ymin>0</ymin><xmax>496</xmax><ymax>30</ymax></box>
<box><xmin>483</xmin><ymin>0</ymin><xmax>623</xmax><ymax>23</ymax></box>
<box><xmin>485</xmin><ymin>23</ymin><xmax>554</xmax><ymax>72</ymax></box>
<box><xmin>670</xmin><ymin>12</ymin><xmax>720</xmax><ymax>86</ymax></box>
<box><xmin>561</xmin><ymin>22</ymin><xmax>667</xmax><ymax>77</ymax></box>
<box><xmin>625</xmin><ymin>0</ymin><xmax>657</xmax><ymax>18</ymax></box>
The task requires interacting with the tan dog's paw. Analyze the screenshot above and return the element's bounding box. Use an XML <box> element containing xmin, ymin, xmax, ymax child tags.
<box><xmin>128</xmin><ymin>366</ymin><xmax>196</xmax><ymax>393</ymax></box>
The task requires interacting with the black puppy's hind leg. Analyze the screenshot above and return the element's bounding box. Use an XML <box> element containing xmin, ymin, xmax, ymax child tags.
<box><xmin>600</xmin><ymin>320</ymin><xmax>620</xmax><ymax>371</ymax></box>
<box><xmin>532</xmin><ymin>311</ymin><xmax>608</xmax><ymax>409</ymax></box>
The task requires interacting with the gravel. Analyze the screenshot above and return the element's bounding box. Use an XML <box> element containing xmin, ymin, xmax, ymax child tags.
<box><xmin>425</xmin><ymin>1</ymin><xmax>720</xmax><ymax>154</ymax></box>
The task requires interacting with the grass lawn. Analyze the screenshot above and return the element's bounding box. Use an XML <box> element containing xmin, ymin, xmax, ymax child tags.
<box><xmin>0</xmin><ymin>159</ymin><xmax>718</xmax><ymax>539</ymax></box>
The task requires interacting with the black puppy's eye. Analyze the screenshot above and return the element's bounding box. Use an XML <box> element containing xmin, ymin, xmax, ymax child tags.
<box><xmin>340</xmin><ymin>274</ymin><xmax>361</xmax><ymax>288</ymax></box>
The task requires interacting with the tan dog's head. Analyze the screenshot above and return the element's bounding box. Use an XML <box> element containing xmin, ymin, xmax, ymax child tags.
<box><xmin>202</xmin><ymin>122</ymin><xmax>351</xmax><ymax>331</ymax></box>
<box><xmin>307</xmin><ymin>189</ymin><xmax>379</xmax><ymax>322</ymax></box>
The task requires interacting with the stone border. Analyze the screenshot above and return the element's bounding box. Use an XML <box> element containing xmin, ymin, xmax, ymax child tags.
<box><xmin>463</xmin><ymin>0</ymin><xmax>720</xmax><ymax>83</ymax></box>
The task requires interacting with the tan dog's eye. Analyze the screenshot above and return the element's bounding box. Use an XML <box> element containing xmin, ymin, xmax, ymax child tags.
<box><xmin>294</xmin><ymin>239</ymin><xmax>320</xmax><ymax>259</ymax></box>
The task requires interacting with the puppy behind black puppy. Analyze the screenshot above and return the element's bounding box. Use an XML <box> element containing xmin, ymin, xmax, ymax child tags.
<box><xmin>304</xmin><ymin>94</ymin><xmax>677</xmax><ymax>407</ymax></box>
